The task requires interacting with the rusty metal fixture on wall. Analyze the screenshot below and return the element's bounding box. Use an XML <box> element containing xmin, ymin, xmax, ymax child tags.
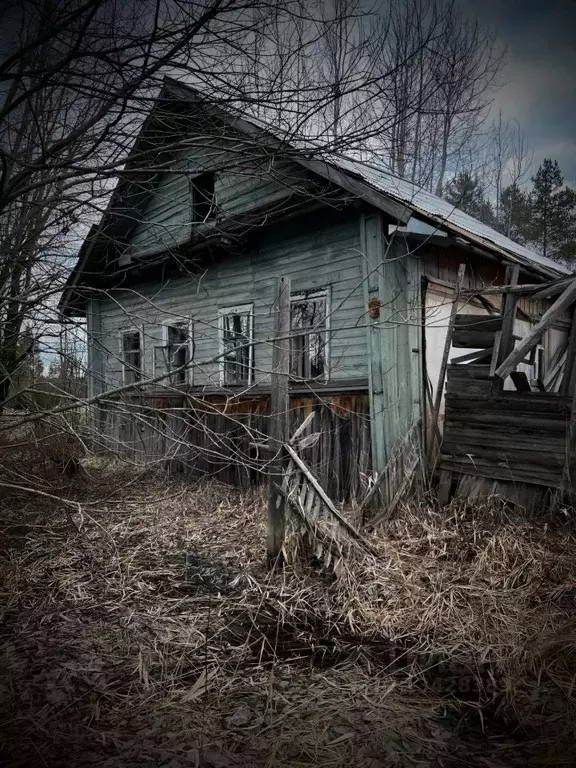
<box><xmin>368</xmin><ymin>297</ymin><xmax>383</xmax><ymax>319</ymax></box>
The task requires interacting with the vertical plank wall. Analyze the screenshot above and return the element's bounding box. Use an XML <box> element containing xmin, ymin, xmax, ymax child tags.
<box><xmin>360</xmin><ymin>215</ymin><xmax>422</xmax><ymax>500</ymax></box>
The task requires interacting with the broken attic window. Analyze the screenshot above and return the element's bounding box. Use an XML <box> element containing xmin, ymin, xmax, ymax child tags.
<box><xmin>191</xmin><ymin>172</ymin><xmax>216</xmax><ymax>223</ymax></box>
<box><xmin>220</xmin><ymin>305</ymin><xmax>253</xmax><ymax>386</ymax></box>
<box><xmin>121</xmin><ymin>330</ymin><xmax>142</xmax><ymax>384</ymax></box>
<box><xmin>290</xmin><ymin>290</ymin><xmax>328</xmax><ymax>380</ymax></box>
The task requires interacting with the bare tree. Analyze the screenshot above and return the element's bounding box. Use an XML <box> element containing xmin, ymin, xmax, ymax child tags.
<box><xmin>371</xmin><ymin>0</ymin><xmax>442</xmax><ymax>180</ymax></box>
<box><xmin>431</xmin><ymin>3</ymin><xmax>504</xmax><ymax>196</ymax></box>
<box><xmin>488</xmin><ymin>112</ymin><xmax>532</xmax><ymax>227</ymax></box>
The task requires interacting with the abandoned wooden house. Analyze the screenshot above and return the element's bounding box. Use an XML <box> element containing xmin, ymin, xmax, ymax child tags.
<box><xmin>60</xmin><ymin>77</ymin><xmax>576</xmax><ymax>512</ymax></box>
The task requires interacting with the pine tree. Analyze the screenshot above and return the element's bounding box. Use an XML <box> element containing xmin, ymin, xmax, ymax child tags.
<box><xmin>530</xmin><ymin>159</ymin><xmax>576</xmax><ymax>261</ymax></box>
<box><xmin>499</xmin><ymin>183</ymin><xmax>532</xmax><ymax>243</ymax></box>
<box><xmin>443</xmin><ymin>171</ymin><xmax>495</xmax><ymax>226</ymax></box>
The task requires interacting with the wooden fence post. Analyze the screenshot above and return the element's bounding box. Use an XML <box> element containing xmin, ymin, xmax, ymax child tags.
<box><xmin>267</xmin><ymin>276</ymin><xmax>291</xmax><ymax>566</ymax></box>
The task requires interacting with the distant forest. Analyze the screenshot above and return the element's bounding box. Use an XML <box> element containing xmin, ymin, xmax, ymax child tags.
<box><xmin>442</xmin><ymin>158</ymin><xmax>576</xmax><ymax>263</ymax></box>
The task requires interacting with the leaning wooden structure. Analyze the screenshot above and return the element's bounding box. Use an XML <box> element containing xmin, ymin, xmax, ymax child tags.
<box><xmin>436</xmin><ymin>274</ymin><xmax>576</xmax><ymax>510</ymax></box>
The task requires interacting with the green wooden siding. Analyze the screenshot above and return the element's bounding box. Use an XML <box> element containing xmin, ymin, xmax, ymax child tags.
<box><xmin>96</xmin><ymin>209</ymin><xmax>368</xmax><ymax>390</ymax></box>
<box><xmin>360</xmin><ymin>214</ymin><xmax>421</xmax><ymax>473</ymax></box>
<box><xmin>128</xmin><ymin>139</ymin><xmax>306</xmax><ymax>257</ymax></box>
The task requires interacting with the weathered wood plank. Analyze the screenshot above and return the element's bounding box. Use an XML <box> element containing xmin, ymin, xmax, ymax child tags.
<box><xmin>267</xmin><ymin>277</ymin><xmax>291</xmax><ymax>564</ymax></box>
<box><xmin>447</xmin><ymin>364</ymin><xmax>492</xmax><ymax>380</ymax></box>
<box><xmin>444</xmin><ymin>411</ymin><xmax>568</xmax><ymax>431</ymax></box>
<box><xmin>442</xmin><ymin>441</ymin><xmax>565</xmax><ymax>468</ymax></box>
<box><xmin>443</xmin><ymin>421</ymin><xmax>568</xmax><ymax>444</ymax></box>
<box><xmin>452</xmin><ymin>330</ymin><xmax>499</xmax><ymax>349</ymax></box>
<box><xmin>446</xmin><ymin>392</ymin><xmax>572</xmax><ymax>411</ymax></box>
<box><xmin>453</xmin><ymin>315</ymin><xmax>502</xmax><ymax>333</ymax></box>
<box><xmin>439</xmin><ymin>455</ymin><xmax>563</xmax><ymax>488</ymax></box>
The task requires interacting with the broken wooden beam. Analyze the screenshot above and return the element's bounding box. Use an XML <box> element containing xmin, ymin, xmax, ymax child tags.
<box><xmin>560</xmin><ymin>308</ymin><xmax>576</xmax><ymax>395</ymax></box>
<box><xmin>285</xmin><ymin>443</ymin><xmax>377</xmax><ymax>555</ymax></box>
<box><xmin>429</xmin><ymin>263</ymin><xmax>465</xmax><ymax>463</ymax></box>
<box><xmin>461</xmin><ymin>276</ymin><xmax>575</xmax><ymax>300</ymax></box>
<box><xmin>531</xmin><ymin>276</ymin><xmax>576</xmax><ymax>302</ymax></box>
<box><xmin>496</xmin><ymin>279</ymin><xmax>576</xmax><ymax>381</ymax></box>
<box><xmin>462</xmin><ymin>283</ymin><xmax>540</xmax><ymax>297</ymax></box>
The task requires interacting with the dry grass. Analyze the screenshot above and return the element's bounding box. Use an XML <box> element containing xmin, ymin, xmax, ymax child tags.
<box><xmin>1</xmin><ymin>458</ymin><xmax>575</xmax><ymax>766</ymax></box>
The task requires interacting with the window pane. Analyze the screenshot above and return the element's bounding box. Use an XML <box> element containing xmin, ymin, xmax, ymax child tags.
<box><xmin>222</xmin><ymin>311</ymin><xmax>251</xmax><ymax>385</ymax></box>
<box><xmin>290</xmin><ymin>294</ymin><xmax>327</xmax><ymax>380</ymax></box>
<box><xmin>167</xmin><ymin>324</ymin><xmax>190</xmax><ymax>384</ymax></box>
<box><xmin>122</xmin><ymin>332</ymin><xmax>141</xmax><ymax>382</ymax></box>
<box><xmin>122</xmin><ymin>332</ymin><xmax>140</xmax><ymax>353</ymax></box>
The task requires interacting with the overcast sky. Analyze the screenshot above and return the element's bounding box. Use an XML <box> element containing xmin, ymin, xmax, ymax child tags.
<box><xmin>467</xmin><ymin>0</ymin><xmax>576</xmax><ymax>186</ymax></box>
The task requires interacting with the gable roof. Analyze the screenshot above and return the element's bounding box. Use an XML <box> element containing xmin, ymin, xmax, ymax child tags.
<box><xmin>60</xmin><ymin>77</ymin><xmax>570</xmax><ymax>314</ymax></box>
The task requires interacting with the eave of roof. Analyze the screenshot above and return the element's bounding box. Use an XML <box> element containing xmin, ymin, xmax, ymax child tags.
<box><xmin>329</xmin><ymin>156</ymin><xmax>570</xmax><ymax>280</ymax></box>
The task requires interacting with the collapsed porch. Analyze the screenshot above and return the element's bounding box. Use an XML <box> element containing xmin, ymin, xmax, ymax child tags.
<box><xmin>435</xmin><ymin>271</ymin><xmax>576</xmax><ymax>509</ymax></box>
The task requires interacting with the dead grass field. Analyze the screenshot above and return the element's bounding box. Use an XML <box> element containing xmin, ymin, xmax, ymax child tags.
<box><xmin>1</xmin><ymin>458</ymin><xmax>576</xmax><ymax>767</ymax></box>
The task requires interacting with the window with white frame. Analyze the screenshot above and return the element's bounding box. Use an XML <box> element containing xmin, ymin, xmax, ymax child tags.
<box><xmin>157</xmin><ymin>322</ymin><xmax>193</xmax><ymax>385</ymax></box>
<box><xmin>219</xmin><ymin>305</ymin><xmax>253</xmax><ymax>386</ymax></box>
<box><xmin>290</xmin><ymin>289</ymin><xmax>329</xmax><ymax>380</ymax></box>
<box><xmin>120</xmin><ymin>329</ymin><xmax>142</xmax><ymax>384</ymax></box>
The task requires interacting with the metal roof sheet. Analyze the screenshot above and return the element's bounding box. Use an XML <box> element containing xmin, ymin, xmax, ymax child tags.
<box><xmin>328</xmin><ymin>156</ymin><xmax>571</xmax><ymax>278</ymax></box>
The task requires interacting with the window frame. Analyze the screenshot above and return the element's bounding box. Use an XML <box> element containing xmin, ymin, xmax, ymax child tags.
<box><xmin>218</xmin><ymin>303</ymin><xmax>254</xmax><ymax>387</ymax></box>
<box><xmin>156</xmin><ymin>320</ymin><xmax>194</xmax><ymax>386</ymax></box>
<box><xmin>289</xmin><ymin>288</ymin><xmax>330</xmax><ymax>382</ymax></box>
<box><xmin>119</xmin><ymin>327</ymin><xmax>144</xmax><ymax>385</ymax></box>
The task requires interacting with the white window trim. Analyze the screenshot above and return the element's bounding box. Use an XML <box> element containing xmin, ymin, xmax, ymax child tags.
<box><xmin>290</xmin><ymin>288</ymin><xmax>330</xmax><ymax>381</ymax></box>
<box><xmin>218</xmin><ymin>303</ymin><xmax>254</xmax><ymax>386</ymax></box>
<box><xmin>155</xmin><ymin>320</ymin><xmax>194</xmax><ymax>385</ymax></box>
<box><xmin>119</xmin><ymin>326</ymin><xmax>144</xmax><ymax>385</ymax></box>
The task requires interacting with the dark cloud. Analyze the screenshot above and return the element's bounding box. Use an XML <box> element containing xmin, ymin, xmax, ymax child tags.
<box><xmin>471</xmin><ymin>0</ymin><xmax>576</xmax><ymax>183</ymax></box>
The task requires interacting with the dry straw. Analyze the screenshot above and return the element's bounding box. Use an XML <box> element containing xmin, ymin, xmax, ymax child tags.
<box><xmin>1</xmin><ymin>454</ymin><xmax>575</xmax><ymax>766</ymax></box>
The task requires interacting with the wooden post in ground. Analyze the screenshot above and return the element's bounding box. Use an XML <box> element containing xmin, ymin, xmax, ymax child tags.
<box><xmin>267</xmin><ymin>276</ymin><xmax>291</xmax><ymax>566</ymax></box>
